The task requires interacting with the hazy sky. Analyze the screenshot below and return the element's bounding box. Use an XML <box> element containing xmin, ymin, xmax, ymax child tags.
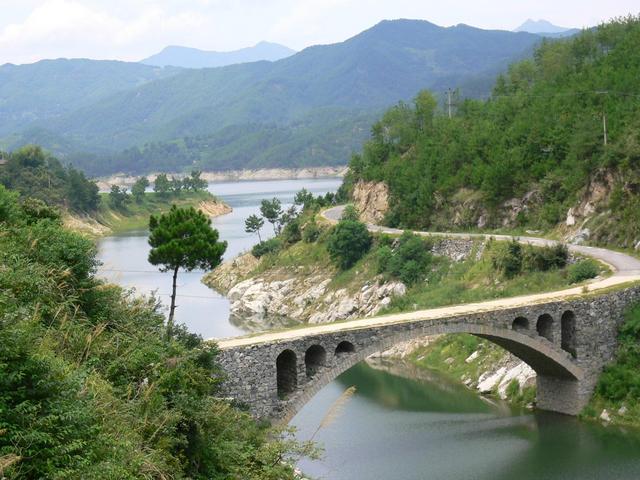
<box><xmin>1</xmin><ymin>0</ymin><xmax>638</xmax><ymax>64</ymax></box>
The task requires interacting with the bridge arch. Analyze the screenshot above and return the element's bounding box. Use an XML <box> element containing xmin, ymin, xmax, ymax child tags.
<box><xmin>536</xmin><ymin>314</ymin><xmax>554</xmax><ymax>342</ymax></box>
<box><xmin>335</xmin><ymin>341</ymin><xmax>355</xmax><ymax>355</ymax></box>
<box><xmin>561</xmin><ymin>310</ymin><xmax>577</xmax><ymax>358</ymax></box>
<box><xmin>305</xmin><ymin>345</ymin><xmax>327</xmax><ymax>378</ymax></box>
<box><xmin>216</xmin><ymin>256</ymin><xmax>640</xmax><ymax>423</ymax></box>
<box><xmin>512</xmin><ymin>316</ymin><xmax>529</xmax><ymax>331</ymax></box>
<box><xmin>276</xmin><ymin>349</ymin><xmax>297</xmax><ymax>398</ymax></box>
<box><xmin>275</xmin><ymin>319</ymin><xmax>584</xmax><ymax>424</ymax></box>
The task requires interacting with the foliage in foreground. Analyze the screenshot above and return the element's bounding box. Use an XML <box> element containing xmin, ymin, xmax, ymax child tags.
<box><xmin>0</xmin><ymin>184</ymin><xmax>314</xmax><ymax>479</ymax></box>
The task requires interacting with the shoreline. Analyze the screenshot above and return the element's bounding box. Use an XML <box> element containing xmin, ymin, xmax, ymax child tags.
<box><xmin>64</xmin><ymin>193</ymin><xmax>232</xmax><ymax>239</ymax></box>
<box><xmin>96</xmin><ymin>166</ymin><xmax>347</xmax><ymax>190</ymax></box>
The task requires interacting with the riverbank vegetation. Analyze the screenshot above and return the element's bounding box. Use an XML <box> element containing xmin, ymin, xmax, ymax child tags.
<box><xmin>583</xmin><ymin>302</ymin><xmax>640</xmax><ymax>427</ymax></box>
<box><xmin>93</xmin><ymin>189</ymin><xmax>225</xmax><ymax>234</ymax></box>
<box><xmin>0</xmin><ymin>184</ymin><xmax>314</xmax><ymax>479</ymax></box>
<box><xmin>343</xmin><ymin>16</ymin><xmax>640</xmax><ymax>249</ymax></box>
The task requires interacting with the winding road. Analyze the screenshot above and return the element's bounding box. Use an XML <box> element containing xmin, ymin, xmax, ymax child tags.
<box><xmin>215</xmin><ymin>206</ymin><xmax>640</xmax><ymax>348</ymax></box>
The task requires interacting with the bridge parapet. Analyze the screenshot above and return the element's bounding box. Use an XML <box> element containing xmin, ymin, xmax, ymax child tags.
<box><xmin>216</xmin><ymin>285</ymin><xmax>640</xmax><ymax>422</ymax></box>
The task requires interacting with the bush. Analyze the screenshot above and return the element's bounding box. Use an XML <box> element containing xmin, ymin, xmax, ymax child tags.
<box><xmin>302</xmin><ymin>221</ymin><xmax>321</xmax><ymax>243</ymax></box>
<box><xmin>524</xmin><ymin>243</ymin><xmax>568</xmax><ymax>271</ymax></box>
<box><xmin>252</xmin><ymin>238</ymin><xmax>282</xmax><ymax>258</ymax></box>
<box><xmin>326</xmin><ymin>220</ymin><xmax>372</xmax><ymax>270</ymax></box>
<box><xmin>491</xmin><ymin>241</ymin><xmax>523</xmax><ymax>278</ymax></box>
<box><xmin>340</xmin><ymin>204</ymin><xmax>360</xmax><ymax>221</ymax></box>
<box><xmin>568</xmin><ymin>259</ymin><xmax>600</xmax><ymax>283</ymax></box>
<box><xmin>375</xmin><ymin>245</ymin><xmax>393</xmax><ymax>274</ymax></box>
<box><xmin>375</xmin><ymin>232</ymin><xmax>432</xmax><ymax>285</ymax></box>
<box><xmin>281</xmin><ymin>218</ymin><xmax>302</xmax><ymax>245</ymax></box>
<box><xmin>597</xmin><ymin>303</ymin><xmax>640</xmax><ymax>402</ymax></box>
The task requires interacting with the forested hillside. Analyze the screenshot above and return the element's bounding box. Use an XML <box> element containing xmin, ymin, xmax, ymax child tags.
<box><xmin>2</xmin><ymin>20</ymin><xmax>545</xmax><ymax>175</ymax></box>
<box><xmin>0</xmin><ymin>181</ymin><xmax>312</xmax><ymax>478</ymax></box>
<box><xmin>0</xmin><ymin>145</ymin><xmax>99</xmax><ymax>212</ymax></box>
<box><xmin>344</xmin><ymin>16</ymin><xmax>640</xmax><ymax>248</ymax></box>
<box><xmin>0</xmin><ymin>59</ymin><xmax>180</xmax><ymax>137</ymax></box>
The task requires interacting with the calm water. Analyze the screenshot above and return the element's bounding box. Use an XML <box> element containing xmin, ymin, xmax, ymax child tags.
<box><xmin>97</xmin><ymin>178</ymin><xmax>342</xmax><ymax>339</ymax></box>
<box><xmin>97</xmin><ymin>178</ymin><xmax>640</xmax><ymax>479</ymax></box>
<box><xmin>293</xmin><ymin>362</ymin><xmax>640</xmax><ymax>480</ymax></box>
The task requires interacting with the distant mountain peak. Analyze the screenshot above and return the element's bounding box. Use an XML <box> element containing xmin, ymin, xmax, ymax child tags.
<box><xmin>515</xmin><ymin>19</ymin><xmax>572</xmax><ymax>34</ymax></box>
<box><xmin>141</xmin><ymin>42</ymin><xmax>296</xmax><ymax>69</ymax></box>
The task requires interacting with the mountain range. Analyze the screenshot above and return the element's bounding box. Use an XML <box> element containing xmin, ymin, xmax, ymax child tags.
<box><xmin>141</xmin><ymin>41</ymin><xmax>296</xmax><ymax>68</ymax></box>
<box><xmin>515</xmin><ymin>19</ymin><xmax>580</xmax><ymax>37</ymax></box>
<box><xmin>1</xmin><ymin>19</ymin><xmax>552</xmax><ymax>175</ymax></box>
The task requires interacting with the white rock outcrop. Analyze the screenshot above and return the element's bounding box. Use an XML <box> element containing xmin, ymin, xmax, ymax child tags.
<box><xmin>226</xmin><ymin>274</ymin><xmax>407</xmax><ymax>329</ymax></box>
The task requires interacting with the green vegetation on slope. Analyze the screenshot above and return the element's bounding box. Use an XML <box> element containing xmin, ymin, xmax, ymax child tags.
<box><xmin>94</xmin><ymin>190</ymin><xmax>219</xmax><ymax>234</ymax></box>
<box><xmin>345</xmin><ymin>16</ymin><xmax>640</xmax><ymax>248</ymax></box>
<box><xmin>247</xmin><ymin>201</ymin><xmax>602</xmax><ymax>312</ymax></box>
<box><xmin>0</xmin><ymin>185</ymin><xmax>313</xmax><ymax>479</ymax></box>
<box><xmin>583</xmin><ymin>302</ymin><xmax>640</xmax><ymax>427</ymax></box>
<box><xmin>0</xmin><ymin>145</ymin><xmax>99</xmax><ymax>212</ymax></box>
<box><xmin>3</xmin><ymin>20</ymin><xmax>545</xmax><ymax>175</ymax></box>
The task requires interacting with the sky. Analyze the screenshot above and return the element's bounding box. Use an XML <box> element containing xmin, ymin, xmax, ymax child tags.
<box><xmin>1</xmin><ymin>0</ymin><xmax>638</xmax><ymax>65</ymax></box>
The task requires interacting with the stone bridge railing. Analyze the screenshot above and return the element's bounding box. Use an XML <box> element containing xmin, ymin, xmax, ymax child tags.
<box><xmin>216</xmin><ymin>285</ymin><xmax>640</xmax><ymax>423</ymax></box>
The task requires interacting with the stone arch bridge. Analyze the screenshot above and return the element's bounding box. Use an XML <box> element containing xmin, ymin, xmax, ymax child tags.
<box><xmin>216</xmin><ymin>286</ymin><xmax>639</xmax><ymax>423</ymax></box>
<box><xmin>214</xmin><ymin>207</ymin><xmax>640</xmax><ymax>423</ymax></box>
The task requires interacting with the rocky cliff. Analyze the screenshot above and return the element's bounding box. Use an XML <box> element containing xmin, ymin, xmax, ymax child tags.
<box><xmin>352</xmin><ymin>180</ymin><xmax>389</xmax><ymax>224</ymax></box>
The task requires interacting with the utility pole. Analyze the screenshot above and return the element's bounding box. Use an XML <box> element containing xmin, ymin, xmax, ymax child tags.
<box><xmin>596</xmin><ymin>91</ymin><xmax>608</xmax><ymax>147</ymax></box>
<box><xmin>446</xmin><ymin>88</ymin><xmax>453</xmax><ymax>119</ymax></box>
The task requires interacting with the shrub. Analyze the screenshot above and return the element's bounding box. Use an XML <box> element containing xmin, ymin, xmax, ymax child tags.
<box><xmin>568</xmin><ymin>259</ymin><xmax>600</xmax><ymax>283</ymax></box>
<box><xmin>326</xmin><ymin>220</ymin><xmax>372</xmax><ymax>270</ymax></box>
<box><xmin>491</xmin><ymin>241</ymin><xmax>523</xmax><ymax>278</ymax></box>
<box><xmin>524</xmin><ymin>243</ymin><xmax>569</xmax><ymax>271</ymax></box>
<box><xmin>302</xmin><ymin>221</ymin><xmax>321</xmax><ymax>243</ymax></box>
<box><xmin>252</xmin><ymin>238</ymin><xmax>282</xmax><ymax>258</ymax></box>
<box><xmin>597</xmin><ymin>303</ymin><xmax>640</xmax><ymax>402</ymax></box>
<box><xmin>340</xmin><ymin>205</ymin><xmax>360</xmax><ymax>221</ymax></box>
<box><xmin>375</xmin><ymin>245</ymin><xmax>393</xmax><ymax>274</ymax></box>
<box><xmin>375</xmin><ymin>232</ymin><xmax>432</xmax><ymax>285</ymax></box>
<box><xmin>281</xmin><ymin>218</ymin><xmax>302</xmax><ymax>245</ymax></box>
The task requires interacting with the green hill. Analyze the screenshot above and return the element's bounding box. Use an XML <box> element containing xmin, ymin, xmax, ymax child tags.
<box><xmin>2</xmin><ymin>20</ymin><xmax>545</xmax><ymax>175</ymax></box>
<box><xmin>0</xmin><ymin>59</ymin><xmax>180</xmax><ymax>137</ymax></box>
<box><xmin>344</xmin><ymin>16</ymin><xmax>640</xmax><ymax>248</ymax></box>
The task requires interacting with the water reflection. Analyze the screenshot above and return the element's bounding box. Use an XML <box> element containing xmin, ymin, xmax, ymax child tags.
<box><xmin>293</xmin><ymin>361</ymin><xmax>640</xmax><ymax>480</ymax></box>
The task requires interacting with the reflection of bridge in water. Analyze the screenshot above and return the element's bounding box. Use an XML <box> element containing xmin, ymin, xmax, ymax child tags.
<box><xmin>212</xmin><ymin>207</ymin><xmax>640</xmax><ymax>423</ymax></box>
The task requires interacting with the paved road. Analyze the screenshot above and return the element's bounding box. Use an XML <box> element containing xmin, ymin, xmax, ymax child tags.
<box><xmin>215</xmin><ymin>206</ymin><xmax>640</xmax><ymax>348</ymax></box>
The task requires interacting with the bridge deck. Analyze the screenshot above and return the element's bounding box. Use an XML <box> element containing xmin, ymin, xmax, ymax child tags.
<box><xmin>214</xmin><ymin>206</ymin><xmax>640</xmax><ymax>350</ymax></box>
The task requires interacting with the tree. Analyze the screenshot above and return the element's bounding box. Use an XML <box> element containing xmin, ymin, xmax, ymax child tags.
<box><xmin>148</xmin><ymin>206</ymin><xmax>227</xmax><ymax>337</ymax></box>
<box><xmin>294</xmin><ymin>188</ymin><xmax>315</xmax><ymax>210</ymax></box>
<box><xmin>260</xmin><ymin>198</ymin><xmax>283</xmax><ymax>234</ymax></box>
<box><xmin>108</xmin><ymin>185</ymin><xmax>130</xmax><ymax>209</ymax></box>
<box><xmin>154</xmin><ymin>173</ymin><xmax>171</xmax><ymax>197</ymax></box>
<box><xmin>131</xmin><ymin>177</ymin><xmax>150</xmax><ymax>203</ymax></box>
<box><xmin>245</xmin><ymin>214</ymin><xmax>264</xmax><ymax>242</ymax></box>
<box><xmin>326</xmin><ymin>220</ymin><xmax>372</xmax><ymax>270</ymax></box>
<box><xmin>184</xmin><ymin>170</ymin><xmax>208</xmax><ymax>192</ymax></box>
<box><xmin>340</xmin><ymin>205</ymin><xmax>360</xmax><ymax>221</ymax></box>
<box><xmin>170</xmin><ymin>176</ymin><xmax>183</xmax><ymax>195</ymax></box>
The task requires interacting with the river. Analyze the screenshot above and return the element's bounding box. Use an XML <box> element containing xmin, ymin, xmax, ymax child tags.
<box><xmin>97</xmin><ymin>178</ymin><xmax>640</xmax><ymax>480</ymax></box>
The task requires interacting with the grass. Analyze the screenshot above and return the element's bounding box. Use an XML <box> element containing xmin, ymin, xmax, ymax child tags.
<box><xmin>95</xmin><ymin>191</ymin><xmax>218</xmax><ymax>234</ymax></box>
